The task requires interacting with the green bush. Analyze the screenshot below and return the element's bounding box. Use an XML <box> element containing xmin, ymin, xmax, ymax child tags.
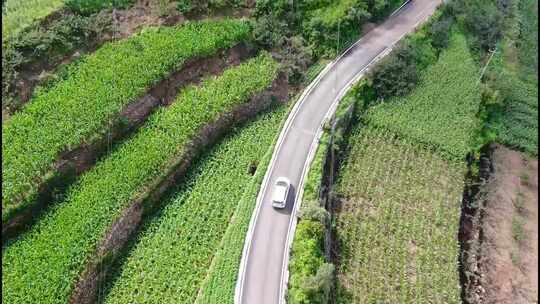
<box><xmin>299</xmin><ymin>201</ymin><xmax>328</xmax><ymax>224</ymax></box>
<box><xmin>447</xmin><ymin>0</ymin><xmax>504</xmax><ymax>52</ymax></box>
<box><xmin>298</xmin><ymin>263</ymin><xmax>335</xmax><ymax>304</ymax></box>
<box><xmin>175</xmin><ymin>0</ymin><xmax>245</xmax><ymax>14</ymax></box>
<box><xmin>2</xmin><ymin>19</ymin><xmax>250</xmax><ymax>225</ymax></box>
<box><xmin>2</xmin><ymin>11</ymin><xmax>112</xmax><ymax>112</ymax></box>
<box><xmin>371</xmin><ymin>43</ymin><xmax>419</xmax><ymax>100</ymax></box>
<box><xmin>65</xmin><ymin>0</ymin><xmax>132</xmax><ymax>15</ymax></box>
<box><xmin>288</xmin><ymin>220</ymin><xmax>326</xmax><ymax>304</ymax></box>
<box><xmin>429</xmin><ymin>17</ymin><xmax>453</xmax><ymax>50</ymax></box>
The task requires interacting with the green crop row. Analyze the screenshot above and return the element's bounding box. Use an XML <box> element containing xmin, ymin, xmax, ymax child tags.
<box><xmin>2</xmin><ymin>53</ymin><xmax>279</xmax><ymax>304</ymax></box>
<box><xmin>335</xmin><ymin>126</ymin><xmax>465</xmax><ymax>303</ymax></box>
<box><xmin>364</xmin><ymin>31</ymin><xmax>482</xmax><ymax>161</ymax></box>
<box><xmin>2</xmin><ymin>19</ymin><xmax>250</xmax><ymax>224</ymax></box>
<box><xmin>193</xmin><ymin>103</ymin><xmax>290</xmax><ymax>304</ymax></box>
<box><xmin>103</xmin><ymin>104</ymin><xmax>287</xmax><ymax>304</ymax></box>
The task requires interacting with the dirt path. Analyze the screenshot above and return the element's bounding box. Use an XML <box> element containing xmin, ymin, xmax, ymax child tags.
<box><xmin>478</xmin><ymin>145</ymin><xmax>538</xmax><ymax>304</ymax></box>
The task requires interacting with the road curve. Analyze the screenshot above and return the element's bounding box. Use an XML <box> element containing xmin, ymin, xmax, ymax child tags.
<box><xmin>236</xmin><ymin>1</ymin><xmax>442</xmax><ymax>303</ymax></box>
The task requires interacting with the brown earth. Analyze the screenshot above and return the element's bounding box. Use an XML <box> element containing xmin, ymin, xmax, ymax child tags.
<box><xmin>475</xmin><ymin>144</ymin><xmax>538</xmax><ymax>304</ymax></box>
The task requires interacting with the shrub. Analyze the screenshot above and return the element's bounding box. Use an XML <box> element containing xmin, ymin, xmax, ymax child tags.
<box><xmin>298</xmin><ymin>263</ymin><xmax>335</xmax><ymax>304</ymax></box>
<box><xmin>370</xmin><ymin>44</ymin><xmax>419</xmax><ymax>100</ymax></box>
<box><xmin>288</xmin><ymin>220</ymin><xmax>326</xmax><ymax>304</ymax></box>
<box><xmin>429</xmin><ymin>17</ymin><xmax>453</xmax><ymax>50</ymax></box>
<box><xmin>65</xmin><ymin>0</ymin><xmax>133</xmax><ymax>15</ymax></box>
<box><xmin>299</xmin><ymin>201</ymin><xmax>328</xmax><ymax>224</ymax></box>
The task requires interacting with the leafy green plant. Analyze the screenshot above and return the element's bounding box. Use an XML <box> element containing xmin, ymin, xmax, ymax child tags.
<box><xmin>365</xmin><ymin>32</ymin><xmax>482</xmax><ymax>161</ymax></box>
<box><xmin>103</xmin><ymin>104</ymin><xmax>287</xmax><ymax>304</ymax></box>
<box><xmin>2</xmin><ymin>19</ymin><xmax>250</xmax><ymax>225</ymax></box>
<box><xmin>335</xmin><ymin>126</ymin><xmax>465</xmax><ymax>303</ymax></box>
<box><xmin>288</xmin><ymin>220</ymin><xmax>327</xmax><ymax>304</ymax></box>
<box><xmin>65</xmin><ymin>0</ymin><xmax>133</xmax><ymax>15</ymax></box>
<box><xmin>2</xmin><ymin>0</ymin><xmax>65</xmax><ymax>38</ymax></box>
<box><xmin>1</xmin><ymin>53</ymin><xmax>279</xmax><ymax>304</ymax></box>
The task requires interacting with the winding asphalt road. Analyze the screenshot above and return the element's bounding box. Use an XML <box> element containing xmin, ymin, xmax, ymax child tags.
<box><xmin>236</xmin><ymin>1</ymin><xmax>442</xmax><ymax>303</ymax></box>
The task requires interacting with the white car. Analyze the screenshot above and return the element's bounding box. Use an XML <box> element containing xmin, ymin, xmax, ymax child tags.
<box><xmin>272</xmin><ymin>177</ymin><xmax>291</xmax><ymax>209</ymax></box>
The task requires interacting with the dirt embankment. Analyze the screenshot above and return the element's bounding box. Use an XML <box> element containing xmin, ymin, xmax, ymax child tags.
<box><xmin>2</xmin><ymin>44</ymin><xmax>253</xmax><ymax>241</ymax></box>
<box><xmin>466</xmin><ymin>144</ymin><xmax>538</xmax><ymax>304</ymax></box>
<box><xmin>69</xmin><ymin>73</ymin><xmax>290</xmax><ymax>304</ymax></box>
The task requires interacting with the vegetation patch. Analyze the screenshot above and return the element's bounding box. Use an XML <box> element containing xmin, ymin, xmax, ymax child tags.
<box><xmin>193</xmin><ymin>103</ymin><xmax>290</xmax><ymax>304</ymax></box>
<box><xmin>365</xmin><ymin>32</ymin><xmax>482</xmax><ymax>161</ymax></box>
<box><xmin>1</xmin><ymin>53</ymin><xmax>279</xmax><ymax>304</ymax></box>
<box><xmin>334</xmin><ymin>126</ymin><xmax>465</xmax><ymax>303</ymax></box>
<box><xmin>103</xmin><ymin>104</ymin><xmax>287</xmax><ymax>304</ymax></box>
<box><xmin>483</xmin><ymin>0</ymin><xmax>538</xmax><ymax>156</ymax></box>
<box><xmin>2</xmin><ymin>0</ymin><xmax>131</xmax><ymax>38</ymax></box>
<box><xmin>2</xmin><ymin>19</ymin><xmax>250</xmax><ymax>226</ymax></box>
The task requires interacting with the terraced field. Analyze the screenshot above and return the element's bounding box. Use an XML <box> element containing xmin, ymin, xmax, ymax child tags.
<box><xmin>335</xmin><ymin>126</ymin><xmax>465</xmax><ymax>303</ymax></box>
<box><xmin>2</xmin><ymin>19</ymin><xmax>250</xmax><ymax>227</ymax></box>
<box><xmin>103</xmin><ymin>105</ymin><xmax>288</xmax><ymax>304</ymax></box>
<box><xmin>365</xmin><ymin>31</ymin><xmax>481</xmax><ymax>160</ymax></box>
<box><xmin>329</xmin><ymin>29</ymin><xmax>481</xmax><ymax>303</ymax></box>
<box><xmin>2</xmin><ymin>53</ymin><xmax>279</xmax><ymax>304</ymax></box>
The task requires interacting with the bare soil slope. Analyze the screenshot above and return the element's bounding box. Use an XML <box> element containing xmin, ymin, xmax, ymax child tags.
<box><xmin>478</xmin><ymin>145</ymin><xmax>538</xmax><ymax>304</ymax></box>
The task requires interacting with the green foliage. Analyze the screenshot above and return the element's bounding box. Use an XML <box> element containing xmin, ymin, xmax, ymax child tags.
<box><xmin>175</xmin><ymin>0</ymin><xmax>245</xmax><ymax>14</ymax></box>
<box><xmin>370</xmin><ymin>45</ymin><xmax>419</xmax><ymax>100</ymax></box>
<box><xmin>483</xmin><ymin>0</ymin><xmax>538</xmax><ymax>156</ymax></box>
<box><xmin>253</xmin><ymin>0</ymin><xmax>405</xmax><ymax>57</ymax></box>
<box><xmin>2</xmin><ymin>11</ymin><xmax>112</xmax><ymax>112</ymax></box>
<box><xmin>487</xmin><ymin>49</ymin><xmax>538</xmax><ymax>156</ymax></box>
<box><xmin>335</xmin><ymin>126</ymin><xmax>465</xmax><ymax>303</ymax></box>
<box><xmin>2</xmin><ymin>19</ymin><xmax>250</xmax><ymax>224</ymax></box>
<box><xmin>288</xmin><ymin>220</ymin><xmax>327</xmax><ymax>304</ymax></box>
<box><xmin>298</xmin><ymin>263</ymin><xmax>335</xmax><ymax>304</ymax></box>
<box><xmin>365</xmin><ymin>32</ymin><xmax>482</xmax><ymax>161</ymax></box>
<box><xmin>65</xmin><ymin>0</ymin><xmax>132</xmax><ymax>15</ymax></box>
<box><xmin>429</xmin><ymin>16</ymin><xmax>453</xmax><ymax>50</ymax></box>
<box><xmin>370</xmin><ymin>18</ymin><xmax>442</xmax><ymax>100</ymax></box>
<box><xmin>299</xmin><ymin>200</ymin><xmax>329</xmax><ymax>224</ymax></box>
<box><xmin>515</xmin><ymin>0</ymin><xmax>538</xmax><ymax>80</ymax></box>
<box><xmin>194</xmin><ymin>105</ymin><xmax>289</xmax><ymax>304</ymax></box>
<box><xmin>1</xmin><ymin>54</ymin><xmax>279</xmax><ymax>304</ymax></box>
<box><xmin>103</xmin><ymin>104</ymin><xmax>286</xmax><ymax>304</ymax></box>
<box><xmin>2</xmin><ymin>0</ymin><xmax>65</xmax><ymax>38</ymax></box>
<box><xmin>447</xmin><ymin>0</ymin><xmax>504</xmax><ymax>52</ymax></box>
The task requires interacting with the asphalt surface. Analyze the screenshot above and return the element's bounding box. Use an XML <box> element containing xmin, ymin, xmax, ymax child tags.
<box><xmin>237</xmin><ymin>1</ymin><xmax>442</xmax><ymax>303</ymax></box>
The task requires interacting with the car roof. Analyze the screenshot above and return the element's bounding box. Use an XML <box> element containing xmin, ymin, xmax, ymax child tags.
<box><xmin>273</xmin><ymin>180</ymin><xmax>288</xmax><ymax>202</ymax></box>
